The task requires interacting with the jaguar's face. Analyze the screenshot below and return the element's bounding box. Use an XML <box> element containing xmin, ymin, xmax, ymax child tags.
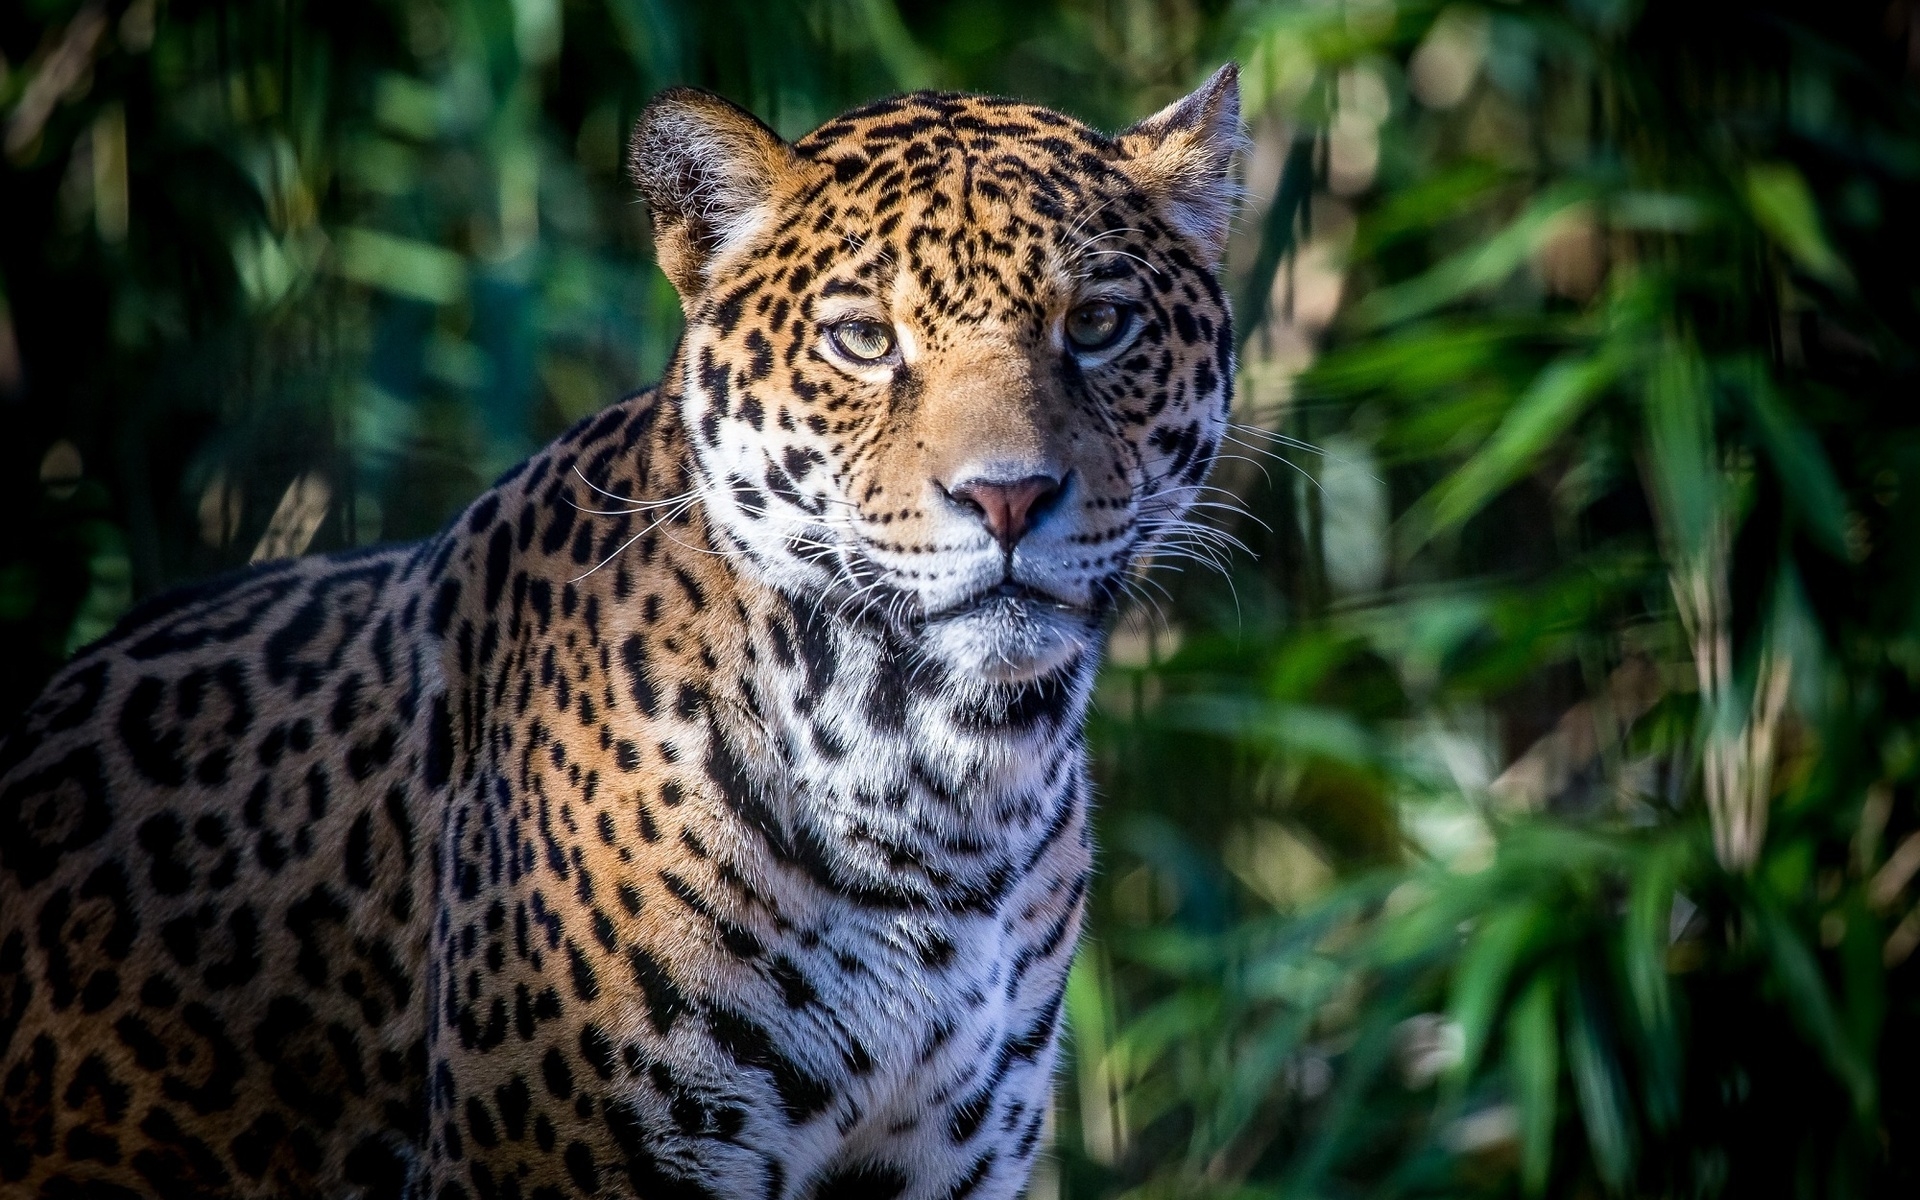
<box><xmin>631</xmin><ymin>73</ymin><xmax>1241</xmax><ymax>684</ymax></box>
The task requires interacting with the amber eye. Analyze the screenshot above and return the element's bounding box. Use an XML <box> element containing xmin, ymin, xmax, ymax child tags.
<box><xmin>828</xmin><ymin>319</ymin><xmax>896</xmax><ymax>363</ymax></box>
<box><xmin>1065</xmin><ymin>301</ymin><xmax>1129</xmax><ymax>352</ymax></box>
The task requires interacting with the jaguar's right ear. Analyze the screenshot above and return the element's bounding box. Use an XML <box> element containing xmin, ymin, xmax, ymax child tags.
<box><xmin>629</xmin><ymin>88</ymin><xmax>795</xmax><ymax>302</ymax></box>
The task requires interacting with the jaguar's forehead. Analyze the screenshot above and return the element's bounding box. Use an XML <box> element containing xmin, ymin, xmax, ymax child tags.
<box><xmin>789</xmin><ymin>92</ymin><xmax>1131</xmax><ymax>223</ymax></box>
<box><xmin>769</xmin><ymin>95</ymin><xmax>1159</xmax><ymax>327</ymax></box>
<box><xmin>795</xmin><ymin>92</ymin><xmax>1109</xmax><ymax>165</ymax></box>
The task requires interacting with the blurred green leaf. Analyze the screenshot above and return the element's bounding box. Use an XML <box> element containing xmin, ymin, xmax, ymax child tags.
<box><xmin>1730</xmin><ymin>361</ymin><xmax>1851</xmax><ymax>557</ymax></box>
<box><xmin>1350</xmin><ymin>164</ymin><xmax>1511</xmax><ymax>257</ymax></box>
<box><xmin>1414</xmin><ymin>349</ymin><xmax>1619</xmax><ymax>544</ymax></box>
<box><xmin>1753</xmin><ymin>900</ymin><xmax>1875</xmax><ymax>1117</ymax></box>
<box><xmin>62</xmin><ymin>520</ymin><xmax>132</xmax><ymax>656</ymax></box>
<box><xmin>1565</xmin><ymin>978</ymin><xmax>1634</xmax><ymax>1191</ymax></box>
<box><xmin>1508</xmin><ymin>974</ymin><xmax>1560</xmax><ymax>1195</ymax></box>
<box><xmin>856</xmin><ymin>0</ymin><xmax>943</xmax><ymax>89</ymax></box>
<box><xmin>1447</xmin><ymin>899</ymin><xmax>1550</xmax><ymax>1085</ymax></box>
<box><xmin>1622</xmin><ymin>835</ymin><xmax>1687</xmax><ymax>1128</ymax></box>
<box><xmin>1164</xmin><ymin>695</ymin><xmax>1380</xmax><ymax>769</ymax></box>
<box><xmin>1644</xmin><ymin>337</ymin><xmax>1721</xmax><ymax>563</ymax></box>
<box><xmin>1351</xmin><ymin>185</ymin><xmax>1592</xmax><ymax>328</ymax></box>
<box><xmin>1608</xmin><ymin>190</ymin><xmax>1711</xmax><ymax>233</ymax></box>
<box><xmin>7</xmin><ymin>0</ymin><xmax>1920</xmax><ymax>1195</ymax></box>
<box><xmin>1744</xmin><ymin>163</ymin><xmax>1852</xmax><ymax>289</ymax></box>
<box><xmin>335</xmin><ymin>228</ymin><xmax>469</xmax><ymax>304</ymax></box>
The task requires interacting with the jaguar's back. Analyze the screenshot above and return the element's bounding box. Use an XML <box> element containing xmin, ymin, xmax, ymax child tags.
<box><xmin>1</xmin><ymin>68</ymin><xmax>1241</xmax><ymax>1200</ymax></box>
<box><xmin>0</xmin><ymin>541</ymin><xmax>442</xmax><ymax>1195</ymax></box>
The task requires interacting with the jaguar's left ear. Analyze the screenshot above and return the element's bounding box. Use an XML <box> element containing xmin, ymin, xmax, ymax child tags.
<box><xmin>1113</xmin><ymin>63</ymin><xmax>1245</xmax><ymax>270</ymax></box>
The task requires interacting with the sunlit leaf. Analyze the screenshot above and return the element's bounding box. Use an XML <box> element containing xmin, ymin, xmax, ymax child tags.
<box><xmin>1350</xmin><ymin>184</ymin><xmax>1593</xmax><ymax>328</ymax></box>
<box><xmin>334</xmin><ymin>228</ymin><xmax>469</xmax><ymax>305</ymax></box>
<box><xmin>1744</xmin><ymin>162</ymin><xmax>1852</xmax><ymax>288</ymax></box>
<box><xmin>1413</xmin><ymin>349</ymin><xmax>1619</xmax><ymax>544</ymax></box>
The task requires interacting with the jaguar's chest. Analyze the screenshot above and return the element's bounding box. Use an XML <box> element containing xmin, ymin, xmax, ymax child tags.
<box><xmin>543</xmin><ymin>686</ymin><xmax>1091</xmax><ymax>1196</ymax></box>
<box><xmin>609</xmin><ymin>854</ymin><xmax>1083</xmax><ymax>1199</ymax></box>
<box><xmin>764</xmin><ymin>901</ymin><xmax>1036</xmax><ymax>1129</ymax></box>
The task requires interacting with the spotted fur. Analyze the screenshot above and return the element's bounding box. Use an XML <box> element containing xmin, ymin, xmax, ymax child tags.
<box><xmin>0</xmin><ymin>68</ymin><xmax>1241</xmax><ymax>1199</ymax></box>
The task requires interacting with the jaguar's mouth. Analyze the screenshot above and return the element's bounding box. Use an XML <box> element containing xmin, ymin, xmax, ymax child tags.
<box><xmin>925</xmin><ymin>580</ymin><xmax>1086</xmax><ymax>623</ymax></box>
<box><xmin>919</xmin><ymin>579</ymin><xmax>1096</xmax><ymax>683</ymax></box>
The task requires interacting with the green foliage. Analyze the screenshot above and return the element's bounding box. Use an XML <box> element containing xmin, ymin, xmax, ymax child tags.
<box><xmin>1075</xmin><ymin>2</ymin><xmax>1920</xmax><ymax>1197</ymax></box>
<box><xmin>5</xmin><ymin>0</ymin><xmax>1920</xmax><ymax>1196</ymax></box>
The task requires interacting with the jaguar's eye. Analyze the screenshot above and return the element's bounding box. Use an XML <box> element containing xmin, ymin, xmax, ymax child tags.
<box><xmin>828</xmin><ymin>319</ymin><xmax>896</xmax><ymax>363</ymax></box>
<box><xmin>1065</xmin><ymin>301</ymin><xmax>1129</xmax><ymax>352</ymax></box>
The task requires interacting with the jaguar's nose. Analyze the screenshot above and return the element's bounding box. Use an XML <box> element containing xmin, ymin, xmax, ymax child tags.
<box><xmin>946</xmin><ymin>473</ymin><xmax>1066</xmax><ymax>551</ymax></box>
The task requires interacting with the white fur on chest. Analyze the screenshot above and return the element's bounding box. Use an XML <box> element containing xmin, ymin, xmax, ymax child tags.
<box><xmin>730</xmin><ymin>850</ymin><xmax>1080</xmax><ymax>1199</ymax></box>
<box><xmin>603</xmin><ymin>824</ymin><xmax>1083</xmax><ymax>1199</ymax></box>
<box><xmin>602</xmin><ymin>601</ymin><xmax>1091</xmax><ymax>1197</ymax></box>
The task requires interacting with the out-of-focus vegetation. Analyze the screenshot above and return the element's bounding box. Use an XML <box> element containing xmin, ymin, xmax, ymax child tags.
<box><xmin>4</xmin><ymin>0</ymin><xmax>1918</xmax><ymax>1195</ymax></box>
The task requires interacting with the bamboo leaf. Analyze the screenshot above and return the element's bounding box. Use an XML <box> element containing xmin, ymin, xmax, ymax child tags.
<box><xmin>334</xmin><ymin>228</ymin><xmax>468</xmax><ymax>305</ymax></box>
<box><xmin>1731</xmin><ymin>363</ymin><xmax>1850</xmax><ymax>557</ymax></box>
<box><xmin>1351</xmin><ymin>185</ymin><xmax>1592</xmax><ymax>328</ymax></box>
<box><xmin>1447</xmin><ymin>901</ymin><xmax>1549</xmax><ymax>1085</ymax></box>
<box><xmin>1754</xmin><ymin>901</ymin><xmax>1876</xmax><ymax>1116</ymax></box>
<box><xmin>1413</xmin><ymin>350</ymin><xmax>1618</xmax><ymax>544</ymax></box>
<box><xmin>1744</xmin><ymin>163</ymin><xmax>1852</xmax><ymax>288</ymax></box>
<box><xmin>1565</xmin><ymin>978</ymin><xmax>1634</xmax><ymax>1191</ymax></box>
<box><xmin>1622</xmin><ymin>836</ymin><xmax>1687</xmax><ymax>1128</ymax></box>
<box><xmin>1162</xmin><ymin>696</ymin><xmax>1380</xmax><ymax>769</ymax></box>
<box><xmin>1507</xmin><ymin>974</ymin><xmax>1560</xmax><ymax>1195</ymax></box>
<box><xmin>1236</xmin><ymin>130</ymin><xmax>1320</xmax><ymax>346</ymax></box>
<box><xmin>1643</xmin><ymin>338</ymin><xmax>1722</xmax><ymax>564</ymax></box>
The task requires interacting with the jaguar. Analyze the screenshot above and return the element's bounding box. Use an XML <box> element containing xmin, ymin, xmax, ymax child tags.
<box><xmin>0</xmin><ymin>66</ymin><xmax>1241</xmax><ymax>1199</ymax></box>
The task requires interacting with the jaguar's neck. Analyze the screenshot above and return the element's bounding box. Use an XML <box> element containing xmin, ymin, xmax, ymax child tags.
<box><xmin>705</xmin><ymin>589</ymin><xmax>1097</xmax><ymax>911</ymax></box>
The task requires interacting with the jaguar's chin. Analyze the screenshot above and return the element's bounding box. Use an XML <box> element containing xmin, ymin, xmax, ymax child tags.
<box><xmin>920</xmin><ymin>589</ymin><xmax>1096</xmax><ymax>684</ymax></box>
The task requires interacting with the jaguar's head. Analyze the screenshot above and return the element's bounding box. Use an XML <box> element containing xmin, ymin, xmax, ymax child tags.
<box><xmin>631</xmin><ymin>70</ymin><xmax>1241</xmax><ymax>686</ymax></box>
